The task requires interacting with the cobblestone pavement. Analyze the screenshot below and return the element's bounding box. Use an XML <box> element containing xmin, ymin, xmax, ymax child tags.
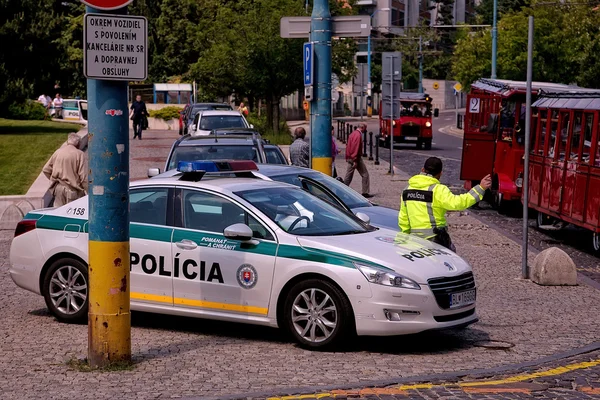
<box><xmin>1</xmin><ymin>129</ymin><xmax>599</xmax><ymax>399</ymax></box>
<box><xmin>244</xmin><ymin>349</ymin><xmax>600</xmax><ymax>400</ymax></box>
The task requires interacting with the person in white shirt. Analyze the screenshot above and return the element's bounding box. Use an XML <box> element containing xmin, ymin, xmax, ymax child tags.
<box><xmin>53</xmin><ymin>93</ymin><xmax>63</xmax><ymax>119</ymax></box>
<box><xmin>38</xmin><ymin>94</ymin><xmax>49</xmax><ymax>108</ymax></box>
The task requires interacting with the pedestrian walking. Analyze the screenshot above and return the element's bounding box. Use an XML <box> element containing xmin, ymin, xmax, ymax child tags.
<box><xmin>290</xmin><ymin>127</ymin><xmax>310</xmax><ymax>168</ymax></box>
<box><xmin>398</xmin><ymin>157</ymin><xmax>492</xmax><ymax>251</ymax></box>
<box><xmin>43</xmin><ymin>133</ymin><xmax>88</xmax><ymax>207</ymax></box>
<box><xmin>331</xmin><ymin>125</ymin><xmax>340</xmax><ymax>178</ymax></box>
<box><xmin>238</xmin><ymin>102</ymin><xmax>249</xmax><ymax>116</ymax></box>
<box><xmin>129</xmin><ymin>95</ymin><xmax>148</xmax><ymax>140</ymax></box>
<box><xmin>53</xmin><ymin>93</ymin><xmax>63</xmax><ymax>119</ymax></box>
<box><xmin>344</xmin><ymin>123</ymin><xmax>371</xmax><ymax>198</ymax></box>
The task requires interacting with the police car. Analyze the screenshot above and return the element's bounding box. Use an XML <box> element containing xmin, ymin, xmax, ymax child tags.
<box><xmin>9</xmin><ymin>161</ymin><xmax>477</xmax><ymax>349</ymax></box>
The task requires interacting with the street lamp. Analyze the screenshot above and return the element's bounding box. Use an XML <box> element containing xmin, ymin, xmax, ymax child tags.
<box><xmin>367</xmin><ymin>7</ymin><xmax>391</xmax><ymax>115</ymax></box>
<box><xmin>491</xmin><ymin>0</ymin><xmax>498</xmax><ymax>78</ymax></box>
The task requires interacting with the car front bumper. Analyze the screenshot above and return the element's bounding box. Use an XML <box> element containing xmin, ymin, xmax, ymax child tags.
<box><xmin>352</xmin><ymin>284</ymin><xmax>477</xmax><ymax>336</ymax></box>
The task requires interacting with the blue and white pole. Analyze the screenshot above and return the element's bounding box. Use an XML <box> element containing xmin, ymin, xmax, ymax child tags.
<box><xmin>310</xmin><ymin>0</ymin><xmax>332</xmax><ymax>175</ymax></box>
<box><xmin>86</xmin><ymin>5</ymin><xmax>131</xmax><ymax>368</ymax></box>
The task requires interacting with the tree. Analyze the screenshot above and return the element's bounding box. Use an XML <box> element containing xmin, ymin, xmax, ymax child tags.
<box><xmin>476</xmin><ymin>0</ymin><xmax>530</xmax><ymax>25</ymax></box>
<box><xmin>451</xmin><ymin>0</ymin><xmax>600</xmax><ymax>89</ymax></box>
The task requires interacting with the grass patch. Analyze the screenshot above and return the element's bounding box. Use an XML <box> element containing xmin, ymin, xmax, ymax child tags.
<box><xmin>0</xmin><ymin>118</ymin><xmax>77</xmax><ymax>195</ymax></box>
<box><xmin>262</xmin><ymin>132</ymin><xmax>293</xmax><ymax>146</ymax></box>
<box><xmin>67</xmin><ymin>357</ymin><xmax>136</xmax><ymax>372</ymax></box>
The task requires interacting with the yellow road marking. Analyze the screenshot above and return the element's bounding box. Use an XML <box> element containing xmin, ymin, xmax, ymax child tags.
<box><xmin>130</xmin><ymin>292</ymin><xmax>268</xmax><ymax>315</ymax></box>
<box><xmin>266</xmin><ymin>357</ymin><xmax>600</xmax><ymax>400</ymax></box>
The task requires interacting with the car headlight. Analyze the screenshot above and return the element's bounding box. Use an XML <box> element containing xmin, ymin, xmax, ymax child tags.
<box><xmin>355</xmin><ymin>263</ymin><xmax>421</xmax><ymax>290</ymax></box>
<box><xmin>425</xmin><ymin>121</ymin><xmax>432</xmax><ymax>127</ymax></box>
<box><xmin>515</xmin><ymin>177</ymin><xmax>523</xmax><ymax>188</ymax></box>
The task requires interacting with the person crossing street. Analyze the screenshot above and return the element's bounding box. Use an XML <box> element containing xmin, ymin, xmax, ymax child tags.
<box><xmin>344</xmin><ymin>123</ymin><xmax>371</xmax><ymax>198</ymax></box>
<box><xmin>398</xmin><ymin>157</ymin><xmax>491</xmax><ymax>251</ymax></box>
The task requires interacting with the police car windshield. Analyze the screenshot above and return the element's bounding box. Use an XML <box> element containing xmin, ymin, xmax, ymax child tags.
<box><xmin>168</xmin><ymin>146</ymin><xmax>258</xmax><ymax>170</ymax></box>
<box><xmin>272</xmin><ymin>172</ymin><xmax>371</xmax><ymax>209</ymax></box>
<box><xmin>235</xmin><ymin>187</ymin><xmax>369</xmax><ymax>236</ymax></box>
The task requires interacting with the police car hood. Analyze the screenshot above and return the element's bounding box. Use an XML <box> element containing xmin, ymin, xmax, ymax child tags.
<box><xmin>295</xmin><ymin>228</ymin><xmax>471</xmax><ymax>283</ymax></box>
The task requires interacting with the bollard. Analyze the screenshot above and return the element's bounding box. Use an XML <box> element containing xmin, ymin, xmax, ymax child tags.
<box><xmin>362</xmin><ymin>130</ymin><xmax>367</xmax><ymax>157</ymax></box>
<box><xmin>457</xmin><ymin>114</ymin><xmax>463</xmax><ymax>130</ymax></box>
<box><xmin>337</xmin><ymin>120</ymin><xmax>341</xmax><ymax>140</ymax></box>
<box><xmin>374</xmin><ymin>134</ymin><xmax>380</xmax><ymax>165</ymax></box>
<box><xmin>368</xmin><ymin>131</ymin><xmax>373</xmax><ymax>161</ymax></box>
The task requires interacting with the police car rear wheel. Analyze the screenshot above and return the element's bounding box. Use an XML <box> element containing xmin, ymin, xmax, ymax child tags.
<box><xmin>285</xmin><ymin>279</ymin><xmax>353</xmax><ymax>349</ymax></box>
<box><xmin>42</xmin><ymin>258</ymin><xmax>88</xmax><ymax>323</ymax></box>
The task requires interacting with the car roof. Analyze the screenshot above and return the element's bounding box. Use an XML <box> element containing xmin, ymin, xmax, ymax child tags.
<box><xmin>198</xmin><ymin>110</ymin><xmax>244</xmax><ymax>116</ymax></box>
<box><xmin>133</xmin><ymin>175</ymin><xmax>294</xmax><ymax>193</ymax></box>
<box><xmin>191</xmin><ymin>102</ymin><xmax>232</xmax><ymax>108</ymax></box>
<box><xmin>177</xmin><ymin>135</ymin><xmax>257</xmax><ymax>146</ymax></box>
<box><xmin>254</xmin><ymin>163</ymin><xmax>310</xmax><ymax>175</ymax></box>
<box><xmin>212</xmin><ymin>128</ymin><xmax>259</xmax><ymax>135</ymax></box>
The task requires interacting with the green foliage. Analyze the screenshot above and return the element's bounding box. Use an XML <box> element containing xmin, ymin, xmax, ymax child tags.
<box><xmin>0</xmin><ymin>0</ymin><xmax>85</xmax><ymax>114</ymax></box>
<box><xmin>149</xmin><ymin>106</ymin><xmax>183</xmax><ymax>121</ymax></box>
<box><xmin>246</xmin><ymin>112</ymin><xmax>291</xmax><ymax>142</ymax></box>
<box><xmin>7</xmin><ymin>101</ymin><xmax>48</xmax><ymax>121</ymax></box>
<box><xmin>476</xmin><ymin>0</ymin><xmax>530</xmax><ymax>25</ymax></box>
<box><xmin>452</xmin><ymin>0</ymin><xmax>600</xmax><ymax>89</ymax></box>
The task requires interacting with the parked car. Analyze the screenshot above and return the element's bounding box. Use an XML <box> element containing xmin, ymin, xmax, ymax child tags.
<box><xmin>183</xmin><ymin>103</ymin><xmax>233</xmax><ymax>135</ymax></box>
<box><xmin>151</xmin><ymin>164</ymin><xmax>398</xmax><ymax>230</ymax></box>
<box><xmin>189</xmin><ymin>110</ymin><xmax>251</xmax><ymax>136</ymax></box>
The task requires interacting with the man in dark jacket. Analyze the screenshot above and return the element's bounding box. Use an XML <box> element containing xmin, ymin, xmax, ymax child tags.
<box><xmin>344</xmin><ymin>123</ymin><xmax>371</xmax><ymax>198</ymax></box>
<box><xmin>129</xmin><ymin>95</ymin><xmax>148</xmax><ymax>140</ymax></box>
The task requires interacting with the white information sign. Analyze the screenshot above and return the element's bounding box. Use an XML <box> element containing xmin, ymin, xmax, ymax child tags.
<box><xmin>84</xmin><ymin>13</ymin><xmax>147</xmax><ymax>81</ymax></box>
<box><xmin>469</xmin><ymin>97</ymin><xmax>481</xmax><ymax>114</ymax></box>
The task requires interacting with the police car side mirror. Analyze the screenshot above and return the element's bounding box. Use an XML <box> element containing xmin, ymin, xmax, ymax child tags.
<box><xmin>147</xmin><ymin>168</ymin><xmax>161</xmax><ymax>178</ymax></box>
<box><xmin>355</xmin><ymin>212</ymin><xmax>371</xmax><ymax>225</ymax></box>
<box><xmin>250</xmin><ymin>124</ymin><xmax>254</xmax><ymax>128</ymax></box>
<box><xmin>192</xmin><ymin>124</ymin><xmax>197</xmax><ymax>131</ymax></box>
<box><xmin>224</xmin><ymin>223</ymin><xmax>254</xmax><ymax>242</ymax></box>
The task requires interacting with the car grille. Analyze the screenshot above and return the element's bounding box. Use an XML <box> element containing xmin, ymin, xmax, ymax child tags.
<box><xmin>433</xmin><ymin>308</ymin><xmax>475</xmax><ymax>323</ymax></box>
<box><xmin>402</xmin><ymin>124</ymin><xmax>421</xmax><ymax>137</ymax></box>
<box><xmin>428</xmin><ymin>272</ymin><xmax>476</xmax><ymax>310</ymax></box>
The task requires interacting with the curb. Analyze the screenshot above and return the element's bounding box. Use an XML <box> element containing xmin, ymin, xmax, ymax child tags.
<box><xmin>186</xmin><ymin>341</ymin><xmax>600</xmax><ymax>400</ymax></box>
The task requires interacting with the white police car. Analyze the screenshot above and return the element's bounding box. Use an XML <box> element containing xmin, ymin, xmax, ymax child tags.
<box><xmin>9</xmin><ymin>161</ymin><xmax>477</xmax><ymax>349</ymax></box>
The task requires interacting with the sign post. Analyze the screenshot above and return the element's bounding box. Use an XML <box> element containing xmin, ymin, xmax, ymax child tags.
<box><xmin>81</xmin><ymin>0</ymin><xmax>146</xmax><ymax>368</ymax></box>
<box><xmin>382</xmin><ymin>52</ymin><xmax>401</xmax><ymax>175</ymax></box>
<box><xmin>303</xmin><ymin>42</ymin><xmax>314</xmax><ymax>101</ymax></box>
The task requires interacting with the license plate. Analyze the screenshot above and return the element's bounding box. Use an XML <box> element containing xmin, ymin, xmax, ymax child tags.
<box><xmin>449</xmin><ymin>289</ymin><xmax>476</xmax><ymax>308</ymax></box>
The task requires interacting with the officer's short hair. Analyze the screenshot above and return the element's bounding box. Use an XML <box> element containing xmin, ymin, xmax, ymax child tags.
<box><xmin>424</xmin><ymin>157</ymin><xmax>443</xmax><ymax>176</ymax></box>
<box><xmin>294</xmin><ymin>127</ymin><xmax>306</xmax><ymax>139</ymax></box>
<box><xmin>67</xmin><ymin>133</ymin><xmax>81</xmax><ymax>147</ymax></box>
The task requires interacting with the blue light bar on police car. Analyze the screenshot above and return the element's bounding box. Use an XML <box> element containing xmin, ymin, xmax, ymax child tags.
<box><xmin>177</xmin><ymin>160</ymin><xmax>258</xmax><ymax>173</ymax></box>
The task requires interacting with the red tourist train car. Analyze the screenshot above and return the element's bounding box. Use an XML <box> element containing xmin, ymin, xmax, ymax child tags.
<box><xmin>379</xmin><ymin>93</ymin><xmax>437</xmax><ymax>150</ymax></box>
<box><xmin>528</xmin><ymin>90</ymin><xmax>600</xmax><ymax>251</ymax></box>
<box><xmin>460</xmin><ymin>79</ymin><xmax>574</xmax><ymax>207</ymax></box>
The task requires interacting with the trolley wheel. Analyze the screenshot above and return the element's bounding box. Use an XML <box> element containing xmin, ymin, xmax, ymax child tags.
<box><xmin>536</xmin><ymin>212</ymin><xmax>567</xmax><ymax>231</ymax></box>
<box><xmin>592</xmin><ymin>232</ymin><xmax>600</xmax><ymax>253</ymax></box>
<box><xmin>424</xmin><ymin>139</ymin><xmax>432</xmax><ymax>150</ymax></box>
<box><xmin>416</xmin><ymin>140</ymin><xmax>423</xmax><ymax>150</ymax></box>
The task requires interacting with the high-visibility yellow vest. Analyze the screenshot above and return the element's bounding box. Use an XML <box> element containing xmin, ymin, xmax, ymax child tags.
<box><xmin>398</xmin><ymin>173</ymin><xmax>485</xmax><ymax>238</ymax></box>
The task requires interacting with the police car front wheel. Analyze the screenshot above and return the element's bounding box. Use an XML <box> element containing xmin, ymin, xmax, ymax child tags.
<box><xmin>42</xmin><ymin>258</ymin><xmax>88</xmax><ymax>323</ymax></box>
<box><xmin>284</xmin><ymin>279</ymin><xmax>354</xmax><ymax>349</ymax></box>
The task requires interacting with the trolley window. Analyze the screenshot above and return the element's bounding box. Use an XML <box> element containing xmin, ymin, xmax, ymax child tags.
<box><xmin>548</xmin><ymin>110</ymin><xmax>559</xmax><ymax>158</ymax></box>
<box><xmin>558</xmin><ymin>112</ymin><xmax>569</xmax><ymax>161</ymax></box>
<box><xmin>570</xmin><ymin>112</ymin><xmax>582</xmax><ymax>161</ymax></box>
<box><xmin>531</xmin><ymin>112</ymin><xmax>538</xmax><ymax>153</ymax></box>
<box><xmin>582</xmin><ymin>114</ymin><xmax>593</xmax><ymax>164</ymax></box>
<box><xmin>536</xmin><ymin>110</ymin><xmax>547</xmax><ymax>155</ymax></box>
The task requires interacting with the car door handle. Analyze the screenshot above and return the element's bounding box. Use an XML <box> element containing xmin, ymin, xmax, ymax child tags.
<box><xmin>176</xmin><ymin>239</ymin><xmax>197</xmax><ymax>250</ymax></box>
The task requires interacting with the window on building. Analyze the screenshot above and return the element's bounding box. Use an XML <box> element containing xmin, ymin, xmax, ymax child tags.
<box><xmin>391</xmin><ymin>8</ymin><xmax>405</xmax><ymax>26</ymax></box>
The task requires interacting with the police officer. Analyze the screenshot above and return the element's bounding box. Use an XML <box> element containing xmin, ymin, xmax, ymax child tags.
<box><xmin>398</xmin><ymin>157</ymin><xmax>491</xmax><ymax>251</ymax></box>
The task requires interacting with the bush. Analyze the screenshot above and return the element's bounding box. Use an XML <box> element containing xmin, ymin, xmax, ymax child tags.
<box><xmin>6</xmin><ymin>100</ymin><xmax>47</xmax><ymax>120</ymax></box>
<box><xmin>149</xmin><ymin>106</ymin><xmax>183</xmax><ymax>121</ymax></box>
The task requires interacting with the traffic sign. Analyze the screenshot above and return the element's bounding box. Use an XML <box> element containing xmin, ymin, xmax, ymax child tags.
<box><xmin>84</xmin><ymin>13</ymin><xmax>148</xmax><ymax>81</ymax></box>
<box><xmin>454</xmin><ymin>82</ymin><xmax>463</xmax><ymax>92</ymax></box>
<box><xmin>80</xmin><ymin>0</ymin><xmax>133</xmax><ymax>10</ymax></box>
<box><xmin>303</xmin><ymin>42</ymin><xmax>313</xmax><ymax>86</ymax></box>
<box><xmin>280</xmin><ymin>16</ymin><xmax>371</xmax><ymax>38</ymax></box>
